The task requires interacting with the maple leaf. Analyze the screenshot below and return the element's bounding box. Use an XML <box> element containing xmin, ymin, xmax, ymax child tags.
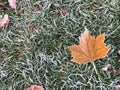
<box><xmin>68</xmin><ymin>27</ymin><xmax>110</xmax><ymax>64</ymax></box>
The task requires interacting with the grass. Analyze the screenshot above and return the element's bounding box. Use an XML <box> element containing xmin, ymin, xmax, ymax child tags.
<box><xmin>0</xmin><ymin>0</ymin><xmax>120</xmax><ymax>90</ymax></box>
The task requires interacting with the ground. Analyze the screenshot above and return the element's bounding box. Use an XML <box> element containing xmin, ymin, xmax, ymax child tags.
<box><xmin>0</xmin><ymin>0</ymin><xmax>120</xmax><ymax>90</ymax></box>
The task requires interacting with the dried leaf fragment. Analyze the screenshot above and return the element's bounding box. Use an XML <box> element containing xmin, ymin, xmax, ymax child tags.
<box><xmin>118</xmin><ymin>60</ymin><xmax>120</xmax><ymax>63</ymax></box>
<box><xmin>50</xmin><ymin>3</ymin><xmax>59</xmax><ymax>9</ymax></box>
<box><xmin>0</xmin><ymin>2</ymin><xmax>7</xmax><ymax>10</ymax></box>
<box><xmin>102</xmin><ymin>64</ymin><xmax>111</xmax><ymax>71</ymax></box>
<box><xmin>0</xmin><ymin>14</ymin><xmax>9</xmax><ymax>28</ymax></box>
<box><xmin>118</xmin><ymin>50</ymin><xmax>120</xmax><ymax>55</ymax></box>
<box><xmin>114</xmin><ymin>70</ymin><xmax>120</xmax><ymax>75</ymax></box>
<box><xmin>114</xmin><ymin>85</ymin><xmax>120</xmax><ymax>90</ymax></box>
<box><xmin>61</xmin><ymin>9</ymin><xmax>68</xmax><ymax>14</ymax></box>
<box><xmin>8</xmin><ymin>0</ymin><xmax>16</xmax><ymax>9</ymax></box>
<box><xmin>68</xmin><ymin>27</ymin><xmax>110</xmax><ymax>64</ymax></box>
<box><xmin>27</xmin><ymin>85</ymin><xmax>44</xmax><ymax>90</ymax></box>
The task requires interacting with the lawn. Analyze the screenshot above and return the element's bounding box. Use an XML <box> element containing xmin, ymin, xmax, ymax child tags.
<box><xmin>0</xmin><ymin>0</ymin><xmax>120</xmax><ymax>90</ymax></box>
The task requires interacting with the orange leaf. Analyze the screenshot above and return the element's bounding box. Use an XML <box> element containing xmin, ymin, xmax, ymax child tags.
<box><xmin>68</xmin><ymin>27</ymin><xmax>110</xmax><ymax>64</ymax></box>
